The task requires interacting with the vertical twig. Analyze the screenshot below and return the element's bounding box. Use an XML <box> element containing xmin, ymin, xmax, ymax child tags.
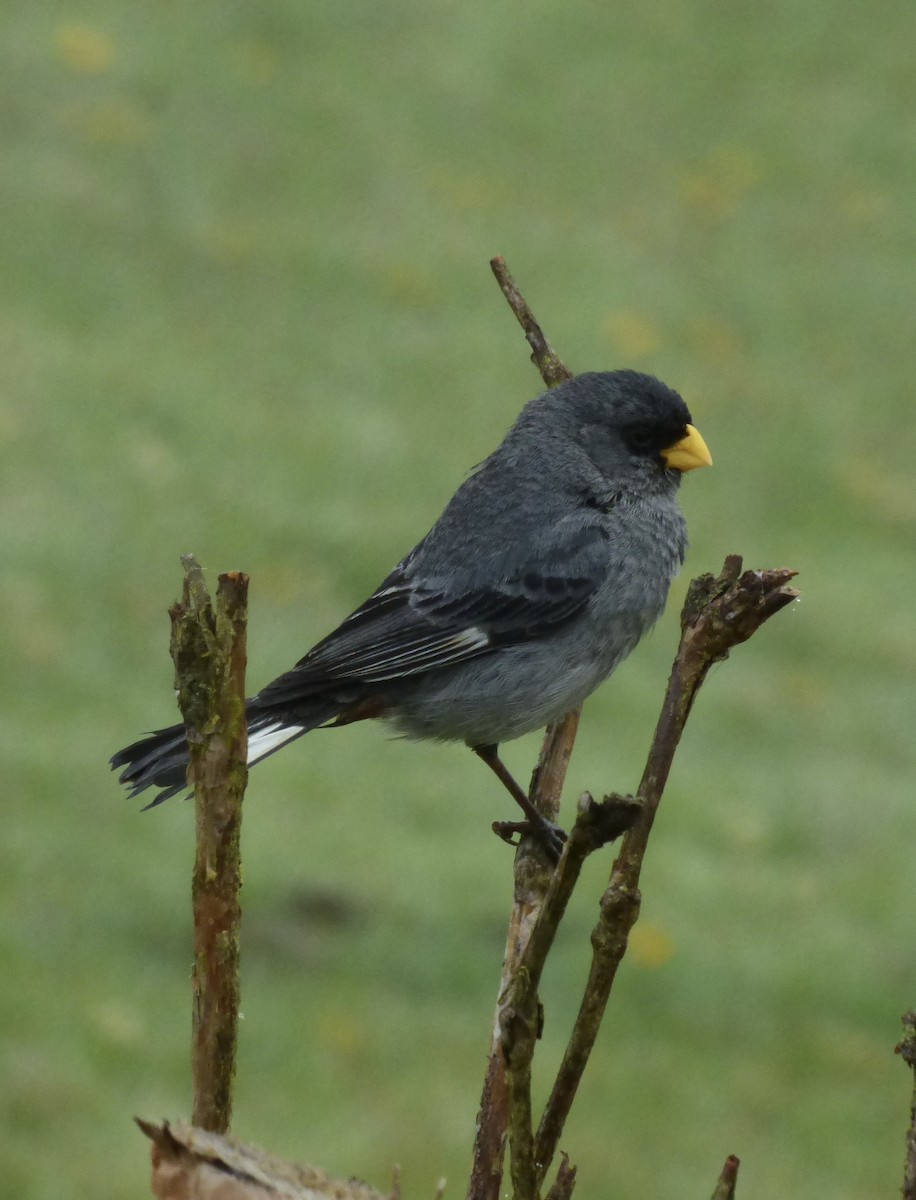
<box><xmin>896</xmin><ymin>1010</ymin><xmax>916</xmax><ymax>1200</ymax></box>
<box><xmin>467</xmin><ymin>262</ymin><xmax>576</xmax><ymax>1200</ymax></box>
<box><xmin>170</xmin><ymin>555</ymin><xmax>249</xmax><ymax>1134</ymax></box>
<box><xmin>489</xmin><ymin>257</ymin><xmax>572</xmax><ymax>389</ymax></box>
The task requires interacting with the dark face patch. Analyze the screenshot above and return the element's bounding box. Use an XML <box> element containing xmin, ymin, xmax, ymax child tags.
<box><xmin>621</xmin><ymin>419</ymin><xmax>690</xmax><ymax>459</ymax></box>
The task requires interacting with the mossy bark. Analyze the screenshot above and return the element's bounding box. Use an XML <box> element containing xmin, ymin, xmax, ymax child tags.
<box><xmin>170</xmin><ymin>556</ymin><xmax>249</xmax><ymax>1135</ymax></box>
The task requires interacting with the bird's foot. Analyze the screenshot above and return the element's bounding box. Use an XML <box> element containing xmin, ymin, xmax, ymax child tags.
<box><xmin>492</xmin><ymin>816</ymin><xmax>567</xmax><ymax>864</ymax></box>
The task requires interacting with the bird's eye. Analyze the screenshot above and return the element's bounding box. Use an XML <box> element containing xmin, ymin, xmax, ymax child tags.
<box><xmin>626</xmin><ymin>425</ymin><xmax>655</xmax><ymax>452</ymax></box>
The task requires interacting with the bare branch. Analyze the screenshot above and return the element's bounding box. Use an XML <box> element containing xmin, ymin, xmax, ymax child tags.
<box><xmin>503</xmin><ymin>793</ymin><xmax>642</xmax><ymax>1027</ymax></box>
<box><xmin>468</xmin><ymin>265</ymin><xmax>579</xmax><ymax>1200</ymax></box>
<box><xmin>170</xmin><ymin>557</ymin><xmax>249</xmax><ymax>1134</ymax></box>
<box><xmin>489</xmin><ymin>257</ymin><xmax>572</xmax><ymax>387</ymax></box>
<box><xmin>499</xmin><ymin>795</ymin><xmax>639</xmax><ymax>1199</ymax></box>
<box><xmin>474</xmin><ymin>260</ymin><xmax>799</xmax><ymax>1197</ymax></box>
<box><xmin>532</xmin><ymin>557</ymin><xmax>798</xmax><ymax>1179</ymax></box>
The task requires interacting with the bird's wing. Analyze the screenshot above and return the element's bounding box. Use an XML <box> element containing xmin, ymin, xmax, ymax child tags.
<box><xmin>255</xmin><ymin>516</ymin><xmax>609</xmax><ymax>701</ymax></box>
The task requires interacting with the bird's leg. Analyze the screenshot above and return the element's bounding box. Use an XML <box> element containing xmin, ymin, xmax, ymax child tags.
<box><xmin>472</xmin><ymin>744</ymin><xmax>566</xmax><ymax>863</ymax></box>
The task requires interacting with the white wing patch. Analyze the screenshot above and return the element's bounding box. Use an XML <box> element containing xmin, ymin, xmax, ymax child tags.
<box><xmin>332</xmin><ymin>625</ymin><xmax>492</xmax><ymax>681</ymax></box>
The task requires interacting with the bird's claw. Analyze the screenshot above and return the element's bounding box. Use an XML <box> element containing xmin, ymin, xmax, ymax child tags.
<box><xmin>491</xmin><ymin>817</ymin><xmax>567</xmax><ymax>864</ymax></box>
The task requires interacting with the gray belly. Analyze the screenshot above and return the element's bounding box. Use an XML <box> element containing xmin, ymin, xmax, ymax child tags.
<box><xmin>387</xmin><ymin>614</ymin><xmax>645</xmax><ymax>745</ymax></box>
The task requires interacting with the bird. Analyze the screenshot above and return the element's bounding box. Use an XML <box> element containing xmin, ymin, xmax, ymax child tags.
<box><xmin>111</xmin><ymin>370</ymin><xmax>711</xmax><ymax>857</ymax></box>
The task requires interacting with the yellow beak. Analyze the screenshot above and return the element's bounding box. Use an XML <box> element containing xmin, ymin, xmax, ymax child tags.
<box><xmin>661</xmin><ymin>424</ymin><xmax>713</xmax><ymax>472</ymax></box>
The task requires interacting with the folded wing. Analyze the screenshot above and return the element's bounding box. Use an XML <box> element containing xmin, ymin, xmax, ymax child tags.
<box><xmin>255</xmin><ymin>516</ymin><xmax>609</xmax><ymax>705</ymax></box>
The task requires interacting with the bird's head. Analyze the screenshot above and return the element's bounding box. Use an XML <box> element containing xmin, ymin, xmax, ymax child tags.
<box><xmin>518</xmin><ymin>370</ymin><xmax>712</xmax><ymax>492</ymax></box>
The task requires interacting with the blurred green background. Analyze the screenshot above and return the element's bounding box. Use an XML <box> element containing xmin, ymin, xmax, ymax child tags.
<box><xmin>2</xmin><ymin>1</ymin><xmax>915</xmax><ymax>1197</ymax></box>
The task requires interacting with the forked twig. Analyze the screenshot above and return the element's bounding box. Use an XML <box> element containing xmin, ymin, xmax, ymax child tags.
<box><xmin>469</xmin><ymin>263</ymin><xmax>800</xmax><ymax>1200</ymax></box>
<box><xmin>532</xmin><ymin>559</ymin><xmax>798</xmax><ymax>1183</ymax></box>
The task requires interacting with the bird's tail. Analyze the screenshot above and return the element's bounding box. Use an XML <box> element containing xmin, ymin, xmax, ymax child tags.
<box><xmin>111</xmin><ymin>700</ymin><xmax>340</xmax><ymax>809</ymax></box>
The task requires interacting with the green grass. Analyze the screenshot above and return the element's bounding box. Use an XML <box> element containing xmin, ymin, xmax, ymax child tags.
<box><xmin>2</xmin><ymin>1</ymin><xmax>916</xmax><ymax>1196</ymax></box>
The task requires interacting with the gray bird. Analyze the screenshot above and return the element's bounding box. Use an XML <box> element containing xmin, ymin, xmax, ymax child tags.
<box><xmin>111</xmin><ymin>370</ymin><xmax>711</xmax><ymax>855</ymax></box>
